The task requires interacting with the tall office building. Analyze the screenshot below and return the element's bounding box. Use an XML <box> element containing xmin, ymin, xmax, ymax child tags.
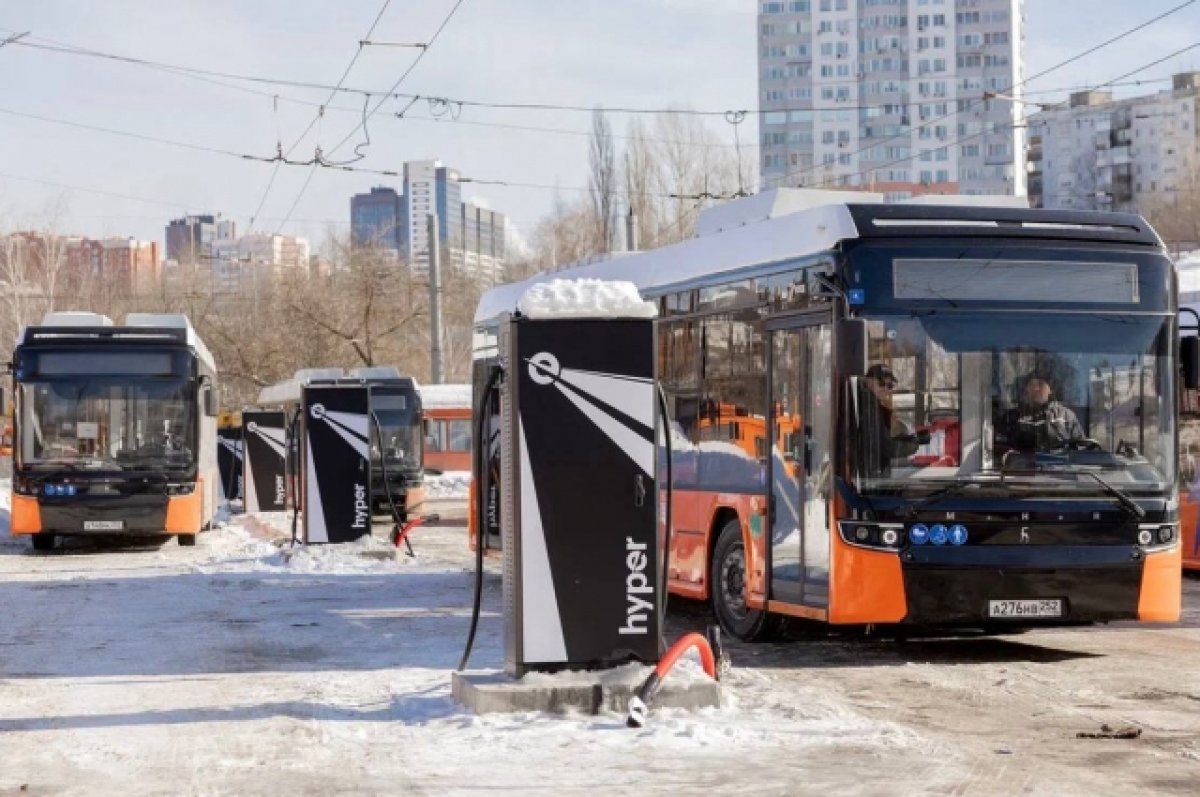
<box><xmin>758</xmin><ymin>0</ymin><xmax>1025</xmax><ymax>199</ymax></box>
<box><xmin>165</xmin><ymin>214</ymin><xmax>217</xmax><ymax>263</ymax></box>
<box><xmin>350</xmin><ymin>160</ymin><xmax>509</xmax><ymax>283</ymax></box>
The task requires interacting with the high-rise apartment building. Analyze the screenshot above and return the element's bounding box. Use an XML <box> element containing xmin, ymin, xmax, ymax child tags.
<box><xmin>1027</xmin><ymin>72</ymin><xmax>1200</xmax><ymax>214</ymax></box>
<box><xmin>350</xmin><ymin>160</ymin><xmax>509</xmax><ymax>283</ymax></box>
<box><xmin>758</xmin><ymin>0</ymin><xmax>1025</xmax><ymax>199</ymax></box>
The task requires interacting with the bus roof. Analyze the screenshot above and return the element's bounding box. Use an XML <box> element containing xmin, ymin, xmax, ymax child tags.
<box><xmin>20</xmin><ymin>311</ymin><xmax>216</xmax><ymax>372</ymax></box>
<box><xmin>418</xmin><ymin>383</ymin><xmax>472</xmax><ymax>410</ymax></box>
<box><xmin>257</xmin><ymin>367</ymin><xmax>420</xmax><ymax>405</ymax></box>
<box><xmin>475</xmin><ymin>193</ymin><xmax>1162</xmax><ymax>324</ymax></box>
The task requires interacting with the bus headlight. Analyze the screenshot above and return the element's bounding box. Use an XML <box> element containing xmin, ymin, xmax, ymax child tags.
<box><xmin>1156</xmin><ymin>525</ymin><xmax>1176</xmax><ymax>545</ymax></box>
<box><xmin>165</xmin><ymin>483</ymin><xmax>196</xmax><ymax>496</ymax></box>
<box><xmin>1137</xmin><ymin>528</ymin><xmax>1154</xmax><ymax>546</ymax></box>
<box><xmin>838</xmin><ymin>522</ymin><xmax>905</xmax><ymax>551</ymax></box>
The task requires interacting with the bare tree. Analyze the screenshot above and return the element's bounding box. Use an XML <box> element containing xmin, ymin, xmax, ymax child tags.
<box><xmin>589</xmin><ymin>108</ymin><xmax>619</xmax><ymax>254</ymax></box>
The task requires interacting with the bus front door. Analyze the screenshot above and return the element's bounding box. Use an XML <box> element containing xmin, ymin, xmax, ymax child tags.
<box><xmin>768</xmin><ymin>317</ymin><xmax>833</xmax><ymax>609</ymax></box>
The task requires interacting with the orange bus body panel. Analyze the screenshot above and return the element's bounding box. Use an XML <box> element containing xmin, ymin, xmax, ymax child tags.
<box><xmin>165</xmin><ymin>483</ymin><xmax>203</xmax><ymax>535</ymax></box>
<box><xmin>828</xmin><ymin>534</ymin><xmax>908</xmax><ymax>624</ymax></box>
<box><xmin>1180</xmin><ymin>492</ymin><xmax>1200</xmax><ymax>571</ymax></box>
<box><xmin>666</xmin><ymin>491</ymin><xmax>764</xmax><ymax>604</ymax></box>
<box><xmin>1138</xmin><ymin>545</ymin><xmax>1182</xmax><ymax>621</ymax></box>
<box><xmin>426</xmin><ymin>407</ymin><xmax>472</xmax><ymax>473</ymax></box>
<box><xmin>10</xmin><ymin>495</ymin><xmax>41</xmax><ymax>535</ymax></box>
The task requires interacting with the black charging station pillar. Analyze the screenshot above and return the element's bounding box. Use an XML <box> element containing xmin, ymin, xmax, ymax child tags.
<box><xmin>217</xmin><ymin>425</ymin><xmax>243</xmax><ymax>502</ymax></box>
<box><xmin>242</xmin><ymin>409</ymin><xmax>288</xmax><ymax>513</ymax></box>
<box><xmin>500</xmin><ymin>315</ymin><xmax>661</xmax><ymax>677</ymax></box>
<box><xmin>301</xmin><ymin>384</ymin><xmax>373</xmax><ymax>544</ymax></box>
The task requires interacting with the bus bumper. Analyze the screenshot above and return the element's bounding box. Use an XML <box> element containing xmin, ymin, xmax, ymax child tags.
<box><xmin>16</xmin><ymin>495</ymin><xmax>184</xmax><ymax>537</ymax></box>
<box><xmin>898</xmin><ymin>545</ymin><xmax>1179</xmax><ymax>625</ymax></box>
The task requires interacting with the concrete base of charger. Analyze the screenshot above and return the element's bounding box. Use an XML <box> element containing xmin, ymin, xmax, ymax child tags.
<box><xmin>452</xmin><ymin>668</ymin><xmax>722</xmax><ymax>715</ymax></box>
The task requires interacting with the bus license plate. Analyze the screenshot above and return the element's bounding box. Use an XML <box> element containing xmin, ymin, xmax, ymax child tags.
<box><xmin>83</xmin><ymin>520</ymin><xmax>124</xmax><ymax>531</ymax></box>
<box><xmin>988</xmin><ymin>599</ymin><xmax>1062</xmax><ymax>618</ymax></box>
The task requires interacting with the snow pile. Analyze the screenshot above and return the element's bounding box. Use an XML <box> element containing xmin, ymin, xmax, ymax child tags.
<box><xmin>518</xmin><ymin>278</ymin><xmax>657</xmax><ymax>320</ymax></box>
<box><xmin>425</xmin><ymin>471</ymin><xmax>471</xmax><ymax>499</ymax></box>
<box><xmin>419</xmin><ymin>383</ymin><xmax>472</xmax><ymax>410</ymax></box>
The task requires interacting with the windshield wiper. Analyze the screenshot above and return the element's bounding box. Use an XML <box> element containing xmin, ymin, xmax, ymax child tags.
<box><xmin>905</xmin><ymin>480</ymin><xmax>980</xmax><ymax>518</ymax></box>
<box><xmin>1086</xmin><ymin>471</ymin><xmax>1146</xmax><ymax>520</ymax></box>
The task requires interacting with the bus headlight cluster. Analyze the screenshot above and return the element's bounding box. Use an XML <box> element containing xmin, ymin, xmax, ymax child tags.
<box><xmin>839</xmin><ymin>522</ymin><xmax>905</xmax><ymax>551</ymax></box>
<box><xmin>165</xmin><ymin>483</ymin><xmax>195</xmax><ymax>496</ymax></box>
<box><xmin>42</xmin><ymin>483</ymin><xmax>78</xmax><ymax>497</ymax></box>
<box><xmin>909</xmin><ymin>523</ymin><xmax>969</xmax><ymax>546</ymax></box>
<box><xmin>1138</xmin><ymin>524</ymin><xmax>1177</xmax><ymax>548</ymax></box>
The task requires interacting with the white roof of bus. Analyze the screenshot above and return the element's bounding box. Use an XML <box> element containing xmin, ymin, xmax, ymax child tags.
<box><xmin>474</xmin><ymin>200</ymin><xmax>861</xmax><ymax>323</ymax></box>
<box><xmin>32</xmin><ymin>311</ymin><xmax>216</xmax><ymax>372</ymax></box>
<box><xmin>418</xmin><ymin>383</ymin><xmax>472</xmax><ymax>410</ymax></box>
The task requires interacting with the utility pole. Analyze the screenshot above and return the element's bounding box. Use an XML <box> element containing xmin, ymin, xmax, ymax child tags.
<box><xmin>428</xmin><ymin>213</ymin><xmax>444</xmax><ymax>384</ymax></box>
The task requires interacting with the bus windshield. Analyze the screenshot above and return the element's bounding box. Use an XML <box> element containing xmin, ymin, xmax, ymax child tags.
<box><xmin>850</xmin><ymin>312</ymin><xmax>1173</xmax><ymax>494</ymax></box>
<box><xmin>18</xmin><ymin>379</ymin><xmax>196</xmax><ymax>472</ymax></box>
<box><xmin>371</xmin><ymin>392</ymin><xmax>421</xmax><ymax>473</ymax></box>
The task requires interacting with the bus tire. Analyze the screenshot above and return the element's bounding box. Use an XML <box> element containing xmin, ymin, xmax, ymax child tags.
<box><xmin>177</xmin><ymin>534</ymin><xmax>197</xmax><ymax>547</ymax></box>
<box><xmin>31</xmin><ymin>533</ymin><xmax>55</xmax><ymax>552</ymax></box>
<box><xmin>711</xmin><ymin>518</ymin><xmax>780</xmax><ymax>642</ymax></box>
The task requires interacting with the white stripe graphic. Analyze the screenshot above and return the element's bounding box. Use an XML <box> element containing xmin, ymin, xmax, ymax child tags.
<box><xmin>319</xmin><ymin>411</ymin><xmax>370</xmax><ymax>461</ymax></box>
<box><xmin>558</xmin><ymin>368</ymin><xmax>654</xmax><ymax>430</ymax></box>
<box><xmin>304</xmin><ymin>429</ymin><xmax>329</xmax><ymax>544</ymax></box>
<box><xmin>251</xmin><ymin>425</ymin><xmax>287</xmax><ymax>459</ymax></box>
<box><xmin>553</xmin><ymin>381</ymin><xmax>654</xmax><ymax>476</ymax></box>
<box><xmin>244</xmin><ymin>443</ymin><xmax>260</xmax><ymax>512</ymax></box>
<box><xmin>519</xmin><ymin>419</ymin><xmax>567</xmax><ymax>663</ymax></box>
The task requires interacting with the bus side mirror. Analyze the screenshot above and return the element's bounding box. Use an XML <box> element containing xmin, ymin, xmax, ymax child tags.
<box><xmin>1184</xmin><ymin>336</ymin><xmax>1200</xmax><ymax>390</ymax></box>
<box><xmin>837</xmin><ymin>318</ymin><xmax>869</xmax><ymax>378</ymax></box>
<box><xmin>204</xmin><ymin>388</ymin><xmax>219</xmax><ymax>417</ymax></box>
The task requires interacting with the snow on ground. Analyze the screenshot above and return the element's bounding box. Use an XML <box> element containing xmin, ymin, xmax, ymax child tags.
<box><xmin>424</xmin><ymin>470</ymin><xmax>470</xmax><ymax>500</ymax></box>
<box><xmin>0</xmin><ymin>488</ymin><xmax>942</xmax><ymax>794</ymax></box>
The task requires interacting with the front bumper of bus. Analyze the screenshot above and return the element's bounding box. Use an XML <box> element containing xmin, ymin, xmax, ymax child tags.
<box><xmin>10</xmin><ymin>489</ymin><xmax>203</xmax><ymax>537</ymax></box>
<box><xmin>898</xmin><ymin>544</ymin><xmax>1181</xmax><ymax>625</ymax></box>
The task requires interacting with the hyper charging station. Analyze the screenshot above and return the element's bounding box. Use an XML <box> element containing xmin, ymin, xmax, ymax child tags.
<box><xmin>217</xmin><ymin>424</ymin><xmax>243</xmax><ymax>503</ymax></box>
<box><xmin>301</xmin><ymin>383</ymin><xmax>372</xmax><ymax>544</ymax></box>
<box><xmin>492</xmin><ymin>308</ymin><xmax>662</xmax><ymax>677</ymax></box>
<box><xmin>242</xmin><ymin>409</ymin><xmax>288</xmax><ymax>513</ymax></box>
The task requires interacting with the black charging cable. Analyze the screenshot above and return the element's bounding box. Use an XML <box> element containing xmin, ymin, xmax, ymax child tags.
<box><xmin>458</xmin><ymin>365</ymin><xmax>503</xmax><ymax>672</ymax></box>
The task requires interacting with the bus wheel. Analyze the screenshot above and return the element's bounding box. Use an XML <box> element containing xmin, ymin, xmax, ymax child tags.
<box><xmin>31</xmin><ymin>534</ymin><xmax>55</xmax><ymax>552</ymax></box>
<box><xmin>177</xmin><ymin>534</ymin><xmax>197</xmax><ymax>547</ymax></box>
<box><xmin>711</xmin><ymin>519</ymin><xmax>779</xmax><ymax>642</ymax></box>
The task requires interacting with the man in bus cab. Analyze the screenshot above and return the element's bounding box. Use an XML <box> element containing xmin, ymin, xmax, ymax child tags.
<box><xmin>995</xmin><ymin>370</ymin><xmax>1085</xmax><ymax>452</ymax></box>
<box><xmin>858</xmin><ymin>363</ymin><xmax>923</xmax><ymax>476</ymax></box>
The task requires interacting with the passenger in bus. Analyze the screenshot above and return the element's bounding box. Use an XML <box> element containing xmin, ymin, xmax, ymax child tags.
<box><xmin>996</xmin><ymin>371</ymin><xmax>1084</xmax><ymax>452</ymax></box>
<box><xmin>858</xmin><ymin>364</ymin><xmax>922</xmax><ymax>476</ymax></box>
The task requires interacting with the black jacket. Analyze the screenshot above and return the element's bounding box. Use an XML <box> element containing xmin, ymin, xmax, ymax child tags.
<box><xmin>997</xmin><ymin>401</ymin><xmax>1084</xmax><ymax>451</ymax></box>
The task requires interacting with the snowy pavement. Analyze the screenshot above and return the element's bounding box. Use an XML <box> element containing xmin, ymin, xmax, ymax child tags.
<box><xmin>0</xmin><ymin>491</ymin><xmax>1198</xmax><ymax>793</ymax></box>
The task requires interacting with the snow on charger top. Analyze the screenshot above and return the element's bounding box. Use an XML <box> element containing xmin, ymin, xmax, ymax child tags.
<box><xmin>517</xmin><ymin>278</ymin><xmax>657</xmax><ymax>320</ymax></box>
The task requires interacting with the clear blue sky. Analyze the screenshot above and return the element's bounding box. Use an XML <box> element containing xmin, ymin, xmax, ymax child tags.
<box><xmin>0</xmin><ymin>0</ymin><xmax>1197</xmax><ymax>249</ymax></box>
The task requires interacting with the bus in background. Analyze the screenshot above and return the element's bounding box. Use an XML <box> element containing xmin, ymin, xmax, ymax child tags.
<box><xmin>9</xmin><ymin>312</ymin><xmax>219</xmax><ymax>551</ymax></box>
<box><xmin>475</xmin><ymin>193</ymin><xmax>1187</xmax><ymax>639</ymax></box>
<box><xmin>258</xmin><ymin>366</ymin><xmax>426</xmax><ymax>519</ymax></box>
<box><xmin>418</xmin><ymin>383</ymin><xmax>472</xmax><ymax>473</ymax></box>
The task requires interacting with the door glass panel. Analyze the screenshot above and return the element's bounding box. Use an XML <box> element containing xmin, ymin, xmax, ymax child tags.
<box><xmin>770</xmin><ymin>329</ymin><xmax>804</xmax><ymax>603</ymax></box>
<box><xmin>803</xmin><ymin>325</ymin><xmax>832</xmax><ymax>591</ymax></box>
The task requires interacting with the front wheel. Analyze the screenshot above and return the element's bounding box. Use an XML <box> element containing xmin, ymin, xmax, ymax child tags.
<box><xmin>31</xmin><ymin>533</ymin><xmax>55</xmax><ymax>552</ymax></box>
<box><xmin>177</xmin><ymin>534</ymin><xmax>197</xmax><ymax>547</ymax></box>
<box><xmin>711</xmin><ymin>518</ymin><xmax>781</xmax><ymax>642</ymax></box>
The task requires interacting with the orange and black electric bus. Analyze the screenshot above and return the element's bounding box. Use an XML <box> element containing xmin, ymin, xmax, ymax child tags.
<box><xmin>9</xmin><ymin>312</ymin><xmax>220</xmax><ymax>550</ymax></box>
<box><xmin>475</xmin><ymin>197</ymin><xmax>1187</xmax><ymax>639</ymax></box>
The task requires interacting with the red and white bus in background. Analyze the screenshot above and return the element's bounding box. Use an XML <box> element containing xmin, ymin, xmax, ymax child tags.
<box><xmin>418</xmin><ymin>384</ymin><xmax>472</xmax><ymax>473</ymax></box>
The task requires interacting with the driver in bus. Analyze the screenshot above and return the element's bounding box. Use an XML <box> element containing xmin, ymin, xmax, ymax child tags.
<box><xmin>996</xmin><ymin>371</ymin><xmax>1084</xmax><ymax>452</ymax></box>
<box><xmin>858</xmin><ymin>364</ymin><xmax>923</xmax><ymax>476</ymax></box>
